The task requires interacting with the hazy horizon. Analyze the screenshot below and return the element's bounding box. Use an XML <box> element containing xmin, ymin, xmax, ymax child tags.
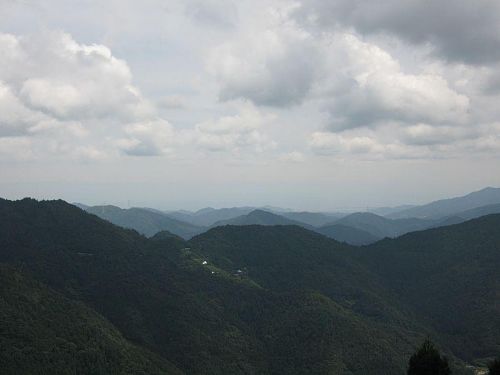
<box><xmin>2</xmin><ymin>185</ymin><xmax>498</xmax><ymax>213</ymax></box>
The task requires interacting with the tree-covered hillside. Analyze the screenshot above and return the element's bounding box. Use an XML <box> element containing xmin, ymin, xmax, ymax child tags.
<box><xmin>352</xmin><ymin>215</ymin><xmax>500</xmax><ymax>363</ymax></box>
<box><xmin>315</xmin><ymin>223</ymin><xmax>381</xmax><ymax>245</ymax></box>
<box><xmin>2</xmin><ymin>198</ymin><xmax>497</xmax><ymax>374</ymax></box>
<box><xmin>0</xmin><ymin>264</ymin><xmax>181</xmax><ymax>375</ymax></box>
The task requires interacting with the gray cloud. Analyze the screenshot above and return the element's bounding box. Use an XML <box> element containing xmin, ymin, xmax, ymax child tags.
<box><xmin>294</xmin><ymin>0</ymin><xmax>500</xmax><ymax>65</ymax></box>
<box><xmin>193</xmin><ymin>104</ymin><xmax>277</xmax><ymax>153</ymax></box>
<box><xmin>208</xmin><ymin>23</ymin><xmax>321</xmax><ymax>107</ymax></box>
<box><xmin>319</xmin><ymin>33</ymin><xmax>469</xmax><ymax>130</ymax></box>
<box><xmin>185</xmin><ymin>0</ymin><xmax>238</xmax><ymax>29</ymax></box>
<box><xmin>117</xmin><ymin>119</ymin><xmax>176</xmax><ymax>157</ymax></box>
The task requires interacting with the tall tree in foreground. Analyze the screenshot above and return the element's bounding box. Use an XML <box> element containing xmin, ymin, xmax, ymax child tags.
<box><xmin>489</xmin><ymin>358</ymin><xmax>500</xmax><ymax>375</ymax></box>
<box><xmin>407</xmin><ymin>339</ymin><xmax>451</xmax><ymax>375</ymax></box>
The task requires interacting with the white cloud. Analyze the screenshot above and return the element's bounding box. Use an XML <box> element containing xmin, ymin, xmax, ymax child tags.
<box><xmin>117</xmin><ymin>119</ymin><xmax>176</xmax><ymax>156</ymax></box>
<box><xmin>1</xmin><ymin>31</ymin><xmax>152</xmax><ymax>122</ymax></box>
<box><xmin>194</xmin><ymin>104</ymin><xmax>276</xmax><ymax>153</ymax></box>
<box><xmin>0</xmin><ymin>81</ymin><xmax>42</xmax><ymax>136</ymax></box>
<box><xmin>309</xmin><ymin>131</ymin><xmax>433</xmax><ymax>160</ymax></box>
<box><xmin>319</xmin><ymin>34</ymin><xmax>470</xmax><ymax>130</ymax></box>
<box><xmin>208</xmin><ymin>10</ymin><xmax>321</xmax><ymax>107</ymax></box>
<box><xmin>402</xmin><ymin>124</ymin><xmax>476</xmax><ymax>146</ymax></box>
<box><xmin>0</xmin><ymin>30</ymin><xmax>164</xmax><ymax>160</ymax></box>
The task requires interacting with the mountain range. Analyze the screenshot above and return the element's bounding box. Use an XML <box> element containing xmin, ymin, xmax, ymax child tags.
<box><xmin>77</xmin><ymin>187</ymin><xmax>500</xmax><ymax>246</ymax></box>
<box><xmin>84</xmin><ymin>205</ymin><xmax>206</xmax><ymax>239</ymax></box>
<box><xmin>387</xmin><ymin>187</ymin><xmax>500</xmax><ymax>219</ymax></box>
<box><xmin>1</xmin><ymin>197</ymin><xmax>499</xmax><ymax>373</ymax></box>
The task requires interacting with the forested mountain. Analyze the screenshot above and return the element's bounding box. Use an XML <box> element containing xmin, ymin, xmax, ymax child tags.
<box><xmin>211</xmin><ymin>209</ymin><xmax>313</xmax><ymax>228</ymax></box>
<box><xmin>0</xmin><ymin>264</ymin><xmax>181</xmax><ymax>375</ymax></box>
<box><xmin>166</xmin><ymin>207</ymin><xmax>255</xmax><ymax>226</ymax></box>
<box><xmin>315</xmin><ymin>223</ymin><xmax>381</xmax><ymax>245</ymax></box>
<box><xmin>388</xmin><ymin>187</ymin><xmax>500</xmax><ymax>219</ymax></box>
<box><xmin>83</xmin><ymin>205</ymin><xmax>205</xmax><ymax>239</ymax></box>
<box><xmin>326</xmin><ymin>212</ymin><xmax>433</xmax><ymax>239</ymax></box>
<box><xmin>211</xmin><ymin>210</ymin><xmax>383</xmax><ymax>245</ymax></box>
<box><xmin>0</xmin><ymin>198</ymin><xmax>418</xmax><ymax>374</ymax></box>
<box><xmin>1</xmin><ymin>198</ymin><xmax>498</xmax><ymax>374</ymax></box>
<box><xmin>351</xmin><ymin>215</ymin><xmax>500</xmax><ymax>362</ymax></box>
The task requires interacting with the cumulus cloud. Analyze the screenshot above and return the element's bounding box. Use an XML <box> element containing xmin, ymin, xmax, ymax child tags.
<box><xmin>1</xmin><ymin>3</ymin><xmax>498</xmax><ymax>165</ymax></box>
<box><xmin>293</xmin><ymin>0</ymin><xmax>500</xmax><ymax>65</ymax></box>
<box><xmin>207</xmin><ymin>8</ymin><xmax>469</xmax><ymax>130</ymax></box>
<box><xmin>309</xmin><ymin>131</ymin><xmax>442</xmax><ymax>160</ymax></box>
<box><xmin>309</xmin><ymin>121</ymin><xmax>500</xmax><ymax>160</ymax></box>
<box><xmin>117</xmin><ymin>119</ymin><xmax>176</xmax><ymax>156</ymax></box>
<box><xmin>401</xmin><ymin>124</ymin><xmax>476</xmax><ymax>146</ymax></box>
<box><xmin>320</xmin><ymin>34</ymin><xmax>470</xmax><ymax>130</ymax></box>
<box><xmin>0</xmin><ymin>81</ymin><xmax>43</xmax><ymax>136</ymax></box>
<box><xmin>0</xmin><ymin>30</ymin><xmax>162</xmax><ymax>160</ymax></box>
<box><xmin>1</xmin><ymin>31</ymin><xmax>152</xmax><ymax>121</ymax></box>
<box><xmin>208</xmin><ymin>16</ymin><xmax>321</xmax><ymax>107</ymax></box>
<box><xmin>194</xmin><ymin>104</ymin><xmax>276</xmax><ymax>153</ymax></box>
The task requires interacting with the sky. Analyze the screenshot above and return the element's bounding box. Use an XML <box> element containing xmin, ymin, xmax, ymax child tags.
<box><xmin>1</xmin><ymin>0</ymin><xmax>500</xmax><ymax>211</ymax></box>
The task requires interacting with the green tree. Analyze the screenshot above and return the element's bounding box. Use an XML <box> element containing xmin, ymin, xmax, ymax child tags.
<box><xmin>489</xmin><ymin>358</ymin><xmax>500</xmax><ymax>375</ymax></box>
<box><xmin>407</xmin><ymin>339</ymin><xmax>451</xmax><ymax>375</ymax></box>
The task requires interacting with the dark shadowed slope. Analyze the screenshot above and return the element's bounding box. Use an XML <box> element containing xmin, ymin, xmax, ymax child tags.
<box><xmin>356</xmin><ymin>215</ymin><xmax>500</xmax><ymax>361</ymax></box>
<box><xmin>0</xmin><ymin>198</ymin><xmax>273</xmax><ymax>374</ymax></box>
<box><xmin>84</xmin><ymin>205</ymin><xmax>206</xmax><ymax>239</ymax></box>
<box><xmin>190</xmin><ymin>224</ymin><xmax>432</xmax><ymax>373</ymax></box>
<box><xmin>388</xmin><ymin>187</ymin><xmax>500</xmax><ymax>219</ymax></box>
<box><xmin>1</xmin><ymin>198</ymin><xmax>489</xmax><ymax>374</ymax></box>
<box><xmin>0</xmin><ymin>198</ymin><xmax>428</xmax><ymax>375</ymax></box>
<box><xmin>0</xmin><ymin>264</ymin><xmax>181</xmax><ymax>375</ymax></box>
<box><xmin>316</xmin><ymin>223</ymin><xmax>381</xmax><ymax>245</ymax></box>
<box><xmin>193</xmin><ymin>217</ymin><xmax>500</xmax><ymax>369</ymax></box>
<box><xmin>328</xmin><ymin>212</ymin><xmax>433</xmax><ymax>238</ymax></box>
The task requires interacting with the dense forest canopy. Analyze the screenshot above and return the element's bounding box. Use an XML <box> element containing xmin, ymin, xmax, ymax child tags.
<box><xmin>0</xmin><ymin>198</ymin><xmax>499</xmax><ymax>374</ymax></box>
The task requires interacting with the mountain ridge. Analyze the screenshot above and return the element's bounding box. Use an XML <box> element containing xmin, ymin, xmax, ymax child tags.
<box><xmin>388</xmin><ymin>187</ymin><xmax>500</xmax><ymax>219</ymax></box>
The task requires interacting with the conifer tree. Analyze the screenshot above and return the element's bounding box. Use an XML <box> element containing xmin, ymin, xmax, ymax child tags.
<box><xmin>489</xmin><ymin>358</ymin><xmax>500</xmax><ymax>375</ymax></box>
<box><xmin>407</xmin><ymin>339</ymin><xmax>451</xmax><ymax>375</ymax></box>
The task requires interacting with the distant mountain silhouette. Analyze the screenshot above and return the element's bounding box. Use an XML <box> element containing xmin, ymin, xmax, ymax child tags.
<box><xmin>84</xmin><ymin>205</ymin><xmax>206</xmax><ymax>239</ymax></box>
<box><xmin>316</xmin><ymin>223</ymin><xmax>381</xmax><ymax>245</ymax></box>
<box><xmin>278</xmin><ymin>211</ymin><xmax>346</xmax><ymax>227</ymax></box>
<box><xmin>211</xmin><ymin>209</ymin><xmax>311</xmax><ymax>228</ymax></box>
<box><xmin>388</xmin><ymin>187</ymin><xmax>500</xmax><ymax>219</ymax></box>
<box><xmin>328</xmin><ymin>212</ymin><xmax>433</xmax><ymax>238</ymax></box>
<box><xmin>369</xmin><ymin>204</ymin><xmax>416</xmax><ymax>216</ymax></box>
<box><xmin>166</xmin><ymin>207</ymin><xmax>255</xmax><ymax>226</ymax></box>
